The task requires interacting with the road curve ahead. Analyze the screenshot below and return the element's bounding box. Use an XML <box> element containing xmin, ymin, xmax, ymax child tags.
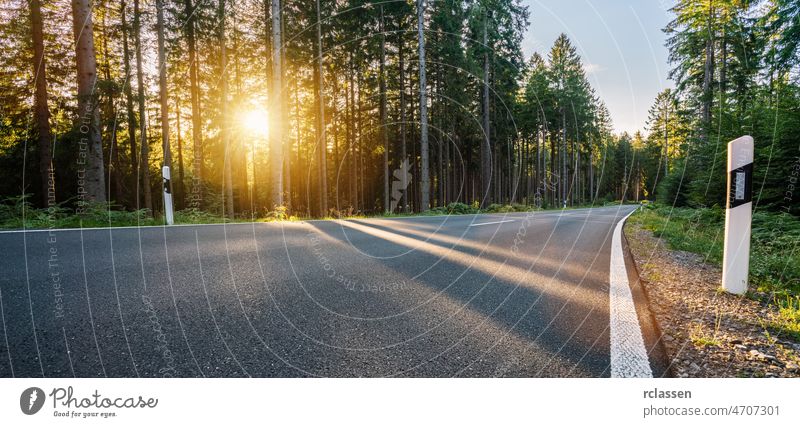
<box><xmin>0</xmin><ymin>205</ymin><xmax>668</xmax><ymax>377</ymax></box>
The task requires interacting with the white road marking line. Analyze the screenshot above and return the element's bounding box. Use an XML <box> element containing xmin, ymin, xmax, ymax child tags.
<box><xmin>609</xmin><ymin>210</ymin><xmax>653</xmax><ymax>378</ymax></box>
<box><xmin>468</xmin><ymin>219</ymin><xmax>516</xmax><ymax>227</ymax></box>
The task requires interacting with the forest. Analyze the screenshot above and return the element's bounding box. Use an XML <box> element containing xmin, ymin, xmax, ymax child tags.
<box><xmin>0</xmin><ymin>0</ymin><xmax>798</xmax><ymax>222</ymax></box>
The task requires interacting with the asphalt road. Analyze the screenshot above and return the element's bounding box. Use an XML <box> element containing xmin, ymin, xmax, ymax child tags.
<box><xmin>0</xmin><ymin>205</ymin><xmax>668</xmax><ymax>377</ymax></box>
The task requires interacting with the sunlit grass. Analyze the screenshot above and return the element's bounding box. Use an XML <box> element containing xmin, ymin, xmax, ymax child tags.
<box><xmin>690</xmin><ymin>324</ymin><xmax>721</xmax><ymax>347</ymax></box>
<box><xmin>689</xmin><ymin>310</ymin><xmax>722</xmax><ymax>347</ymax></box>
<box><xmin>769</xmin><ymin>295</ymin><xmax>800</xmax><ymax>341</ymax></box>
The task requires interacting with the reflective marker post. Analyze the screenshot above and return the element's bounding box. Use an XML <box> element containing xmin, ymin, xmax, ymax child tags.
<box><xmin>722</xmin><ymin>136</ymin><xmax>753</xmax><ymax>295</ymax></box>
<box><xmin>162</xmin><ymin>166</ymin><xmax>174</xmax><ymax>225</ymax></box>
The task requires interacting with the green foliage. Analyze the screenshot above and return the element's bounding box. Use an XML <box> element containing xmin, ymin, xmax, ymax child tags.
<box><xmin>0</xmin><ymin>194</ymin><xmax>35</xmax><ymax>228</ymax></box>
<box><xmin>483</xmin><ymin>203</ymin><xmax>535</xmax><ymax>213</ymax></box>
<box><xmin>174</xmin><ymin>208</ymin><xmax>226</xmax><ymax>224</ymax></box>
<box><xmin>267</xmin><ymin>205</ymin><xmax>289</xmax><ymax>221</ymax></box>
<box><xmin>426</xmin><ymin>206</ymin><xmax>448</xmax><ymax>215</ymax></box>
<box><xmin>447</xmin><ymin>202</ymin><xmax>479</xmax><ymax>215</ymax></box>
<box><xmin>654</xmin><ymin>161</ymin><xmax>691</xmax><ymax>206</ymax></box>
<box><xmin>71</xmin><ymin>202</ymin><xmax>155</xmax><ymax>228</ymax></box>
<box><xmin>765</xmin><ymin>0</ymin><xmax>800</xmax><ymax>71</ymax></box>
<box><xmin>661</xmin><ymin>0</ymin><xmax>800</xmax><ymax>216</ymax></box>
<box><xmin>0</xmin><ymin>194</ymin><xmax>159</xmax><ymax>228</ymax></box>
<box><xmin>484</xmin><ymin>203</ymin><xmax>505</xmax><ymax>213</ymax></box>
<box><xmin>769</xmin><ymin>295</ymin><xmax>800</xmax><ymax>341</ymax></box>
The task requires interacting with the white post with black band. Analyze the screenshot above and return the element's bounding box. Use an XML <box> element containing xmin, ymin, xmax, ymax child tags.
<box><xmin>162</xmin><ymin>165</ymin><xmax>175</xmax><ymax>226</ymax></box>
<box><xmin>722</xmin><ymin>135</ymin><xmax>753</xmax><ymax>295</ymax></box>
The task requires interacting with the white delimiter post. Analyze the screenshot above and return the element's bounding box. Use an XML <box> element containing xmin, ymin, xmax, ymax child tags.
<box><xmin>722</xmin><ymin>136</ymin><xmax>754</xmax><ymax>295</ymax></box>
<box><xmin>162</xmin><ymin>166</ymin><xmax>174</xmax><ymax>226</ymax></box>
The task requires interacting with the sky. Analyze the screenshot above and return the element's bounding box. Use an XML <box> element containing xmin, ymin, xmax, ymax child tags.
<box><xmin>520</xmin><ymin>0</ymin><xmax>676</xmax><ymax>134</ymax></box>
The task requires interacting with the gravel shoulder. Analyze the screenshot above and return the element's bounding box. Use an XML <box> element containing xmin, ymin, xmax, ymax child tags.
<box><xmin>624</xmin><ymin>220</ymin><xmax>800</xmax><ymax>378</ymax></box>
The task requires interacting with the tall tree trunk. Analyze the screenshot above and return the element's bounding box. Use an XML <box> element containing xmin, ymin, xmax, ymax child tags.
<box><xmin>719</xmin><ymin>25</ymin><xmax>727</xmax><ymax>124</ymax></box>
<box><xmin>417</xmin><ymin>0</ymin><xmax>430</xmax><ymax>212</ymax></box>
<box><xmin>260</xmin><ymin>0</ymin><xmax>272</xmax><ymax>213</ymax></box>
<box><xmin>398</xmin><ymin>31</ymin><xmax>408</xmax><ymax>213</ymax></box>
<box><xmin>30</xmin><ymin>0</ymin><xmax>54</xmax><ymax>206</ymax></box>
<box><xmin>348</xmin><ymin>52</ymin><xmax>357</xmax><ymax>211</ymax></box>
<box><xmin>550</xmin><ymin>130</ymin><xmax>556</xmax><ymax>205</ymax></box>
<box><xmin>71</xmin><ymin>0</ymin><xmax>106</xmax><ymax>203</ymax></box>
<box><xmin>156</xmin><ymin>0</ymin><xmax>172</xmax><ymax>211</ymax></box>
<box><xmin>280</xmin><ymin>4</ymin><xmax>290</xmax><ymax>213</ymax></box>
<box><xmin>175</xmin><ymin>94</ymin><xmax>185</xmax><ymax>208</ymax></box>
<box><xmin>121</xmin><ymin>1</ymin><xmax>138</xmax><ymax>200</ymax></box>
<box><xmin>664</xmin><ymin>98</ymin><xmax>669</xmax><ymax>178</ymax></box>
<box><xmin>357</xmin><ymin>71</ymin><xmax>364</xmax><ymax>210</ymax></box>
<box><xmin>218</xmin><ymin>0</ymin><xmax>234</xmax><ymax>218</ymax></box>
<box><xmin>330</xmin><ymin>78</ymin><xmax>338</xmax><ymax>215</ymax></box>
<box><xmin>561</xmin><ymin>108</ymin><xmax>567</xmax><ymax>207</ymax></box>
<box><xmin>269</xmin><ymin>0</ymin><xmax>284</xmax><ymax>208</ymax></box>
<box><xmin>251</xmin><ymin>138</ymin><xmax>258</xmax><ymax>212</ymax></box>
<box><xmin>380</xmin><ymin>5</ymin><xmax>389</xmax><ymax>213</ymax></box>
<box><xmin>702</xmin><ymin>35</ymin><xmax>713</xmax><ymax>130</ymax></box>
<box><xmin>315</xmin><ymin>0</ymin><xmax>328</xmax><ymax>216</ymax></box>
<box><xmin>437</xmin><ymin>125</ymin><xmax>444</xmax><ymax>206</ymax></box>
<box><xmin>508</xmin><ymin>143</ymin><xmax>512</xmax><ymax>202</ymax></box>
<box><xmin>99</xmin><ymin>5</ymin><xmax>123</xmax><ymax>204</ymax></box>
<box><xmin>133</xmin><ymin>0</ymin><xmax>152</xmax><ymax>213</ymax></box>
<box><xmin>575</xmin><ymin>143</ymin><xmax>579</xmax><ymax>204</ymax></box>
<box><xmin>409</xmin><ymin>59</ymin><xmax>416</xmax><ymax>211</ymax></box>
<box><xmin>345</xmin><ymin>55</ymin><xmax>353</xmax><ymax>210</ymax></box>
<box><xmin>491</xmin><ymin>143</ymin><xmax>496</xmax><ymax>201</ymax></box>
<box><xmin>356</xmin><ymin>72</ymin><xmax>366</xmax><ymax>209</ymax></box>
<box><xmin>184</xmin><ymin>0</ymin><xmax>203</xmax><ymax>208</ymax></box>
<box><xmin>231</xmin><ymin>1</ymin><xmax>248</xmax><ymax>212</ymax></box>
<box><xmin>537</xmin><ymin>128</ymin><xmax>542</xmax><ymax>201</ymax></box>
<box><xmin>480</xmin><ymin>10</ymin><xmax>491</xmax><ymax>208</ymax></box>
<box><xmin>588</xmin><ymin>145</ymin><xmax>594</xmax><ymax>203</ymax></box>
<box><xmin>293</xmin><ymin>76</ymin><xmax>303</xmax><ymax>214</ymax></box>
<box><xmin>701</xmin><ymin>0</ymin><xmax>714</xmax><ymax>142</ymax></box>
<box><xmin>445</xmin><ymin>128</ymin><xmax>451</xmax><ymax>204</ymax></box>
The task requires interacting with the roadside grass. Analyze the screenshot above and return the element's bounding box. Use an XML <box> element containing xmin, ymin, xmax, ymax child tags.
<box><xmin>772</xmin><ymin>295</ymin><xmax>800</xmax><ymax>341</ymax></box>
<box><xmin>0</xmin><ymin>195</ymin><xmax>301</xmax><ymax>229</ymax></box>
<box><xmin>0</xmin><ymin>196</ymin><xmax>163</xmax><ymax>228</ymax></box>
<box><xmin>689</xmin><ymin>309</ymin><xmax>723</xmax><ymax>347</ymax></box>
<box><xmin>628</xmin><ymin>203</ymin><xmax>800</xmax><ymax>341</ymax></box>
<box><xmin>690</xmin><ymin>323</ymin><xmax>722</xmax><ymax>347</ymax></box>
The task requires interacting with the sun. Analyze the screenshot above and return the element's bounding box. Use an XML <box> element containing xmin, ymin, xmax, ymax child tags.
<box><xmin>240</xmin><ymin>108</ymin><xmax>269</xmax><ymax>137</ymax></box>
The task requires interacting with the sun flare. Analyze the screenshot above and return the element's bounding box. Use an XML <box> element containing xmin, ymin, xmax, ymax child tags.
<box><xmin>241</xmin><ymin>108</ymin><xmax>269</xmax><ymax>137</ymax></box>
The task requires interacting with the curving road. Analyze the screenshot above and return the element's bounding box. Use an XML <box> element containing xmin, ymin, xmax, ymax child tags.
<box><xmin>0</xmin><ymin>205</ymin><xmax>668</xmax><ymax>377</ymax></box>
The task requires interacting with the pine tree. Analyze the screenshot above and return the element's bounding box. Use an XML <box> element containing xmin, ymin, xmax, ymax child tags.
<box><xmin>29</xmin><ymin>0</ymin><xmax>53</xmax><ymax>206</ymax></box>
<box><xmin>315</xmin><ymin>0</ymin><xmax>327</xmax><ymax>215</ymax></box>
<box><xmin>269</xmin><ymin>0</ymin><xmax>283</xmax><ymax>208</ymax></box>
<box><xmin>417</xmin><ymin>0</ymin><xmax>430</xmax><ymax>211</ymax></box>
<box><xmin>156</xmin><ymin>0</ymin><xmax>171</xmax><ymax>207</ymax></box>
<box><xmin>70</xmin><ymin>0</ymin><xmax>106</xmax><ymax>203</ymax></box>
<box><xmin>132</xmin><ymin>0</ymin><xmax>152</xmax><ymax>213</ymax></box>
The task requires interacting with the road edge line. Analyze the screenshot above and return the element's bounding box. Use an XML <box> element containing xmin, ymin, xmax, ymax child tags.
<box><xmin>609</xmin><ymin>209</ymin><xmax>653</xmax><ymax>378</ymax></box>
